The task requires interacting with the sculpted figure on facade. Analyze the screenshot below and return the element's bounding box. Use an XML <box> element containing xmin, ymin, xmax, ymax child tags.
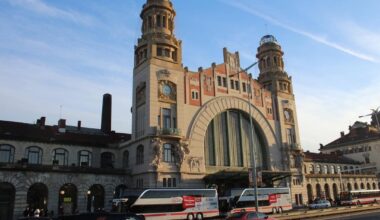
<box><xmin>174</xmin><ymin>140</ymin><xmax>189</xmax><ymax>167</ymax></box>
<box><xmin>150</xmin><ymin>137</ymin><xmax>163</xmax><ymax>168</ymax></box>
<box><xmin>189</xmin><ymin>157</ymin><xmax>202</xmax><ymax>172</ymax></box>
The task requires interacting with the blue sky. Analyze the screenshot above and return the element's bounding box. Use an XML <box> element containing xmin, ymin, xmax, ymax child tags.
<box><xmin>1</xmin><ymin>0</ymin><xmax>380</xmax><ymax>152</ymax></box>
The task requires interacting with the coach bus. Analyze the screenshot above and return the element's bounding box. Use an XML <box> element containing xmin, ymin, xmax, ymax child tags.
<box><xmin>226</xmin><ymin>188</ymin><xmax>292</xmax><ymax>214</ymax></box>
<box><xmin>112</xmin><ymin>188</ymin><xmax>219</xmax><ymax>220</ymax></box>
<box><xmin>340</xmin><ymin>189</ymin><xmax>380</xmax><ymax>205</ymax></box>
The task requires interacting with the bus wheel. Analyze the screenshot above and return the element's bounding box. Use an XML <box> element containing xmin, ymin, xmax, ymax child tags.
<box><xmin>272</xmin><ymin>208</ymin><xmax>277</xmax><ymax>214</ymax></box>
<box><xmin>196</xmin><ymin>213</ymin><xmax>203</xmax><ymax>220</ymax></box>
<box><xmin>187</xmin><ymin>213</ymin><xmax>195</xmax><ymax>220</ymax></box>
<box><xmin>278</xmin><ymin>207</ymin><xmax>283</xmax><ymax>214</ymax></box>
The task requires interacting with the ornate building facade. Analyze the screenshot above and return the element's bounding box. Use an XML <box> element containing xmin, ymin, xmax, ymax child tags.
<box><xmin>122</xmin><ymin>0</ymin><xmax>304</xmax><ymax>199</ymax></box>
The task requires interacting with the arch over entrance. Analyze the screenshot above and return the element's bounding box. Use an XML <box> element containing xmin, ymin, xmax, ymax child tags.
<box><xmin>27</xmin><ymin>183</ymin><xmax>48</xmax><ymax>211</ymax></box>
<box><xmin>347</xmin><ymin>183</ymin><xmax>352</xmax><ymax>191</ymax></box>
<box><xmin>0</xmin><ymin>182</ymin><xmax>15</xmax><ymax>220</ymax></box>
<box><xmin>324</xmin><ymin>183</ymin><xmax>330</xmax><ymax>199</ymax></box>
<box><xmin>204</xmin><ymin>109</ymin><xmax>267</xmax><ymax>169</ymax></box>
<box><xmin>58</xmin><ymin>183</ymin><xmax>77</xmax><ymax>215</ymax></box>
<box><xmin>188</xmin><ymin>96</ymin><xmax>280</xmax><ymax>170</ymax></box>
<box><xmin>87</xmin><ymin>184</ymin><xmax>105</xmax><ymax>212</ymax></box>
<box><xmin>332</xmin><ymin>183</ymin><xmax>338</xmax><ymax>201</ymax></box>
<box><xmin>316</xmin><ymin>184</ymin><xmax>322</xmax><ymax>198</ymax></box>
<box><xmin>307</xmin><ymin>184</ymin><xmax>313</xmax><ymax>203</ymax></box>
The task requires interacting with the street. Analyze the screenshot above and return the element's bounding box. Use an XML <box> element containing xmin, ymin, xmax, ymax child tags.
<box><xmin>305</xmin><ymin>209</ymin><xmax>380</xmax><ymax>220</ymax></box>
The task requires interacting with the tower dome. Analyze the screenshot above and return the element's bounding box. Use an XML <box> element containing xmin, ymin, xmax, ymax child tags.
<box><xmin>259</xmin><ymin>35</ymin><xmax>279</xmax><ymax>46</ymax></box>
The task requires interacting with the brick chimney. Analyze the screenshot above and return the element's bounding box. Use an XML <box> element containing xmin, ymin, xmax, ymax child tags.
<box><xmin>77</xmin><ymin>120</ymin><xmax>81</xmax><ymax>130</ymax></box>
<box><xmin>101</xmin><ymin>93</ymin><xmax>112</xmax><ymax>133</ymax></box>
<box><xmin>340</xmin><ymin>131</ymin><xmax>345</xmax><ymax>137</ymax></box>
<box><xmin>58</xmin><ymin>119</ymin><xmax>66</xmax><ymax>133</ymax></box>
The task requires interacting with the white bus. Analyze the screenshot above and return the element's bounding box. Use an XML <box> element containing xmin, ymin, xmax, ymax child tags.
<box><xmin>112</xmin><ymin>188</ymin><xmax>219</xmax><ymax>220</ymax></box>
<box><xmin>340</xmin><ymin>189</ymin><xmax>380</xmax><ymax>205</ymax></box>
<box><xmin>227</xmin><ymin>188</ymin><xmax>292</xmax><ymax>214</ymax></box>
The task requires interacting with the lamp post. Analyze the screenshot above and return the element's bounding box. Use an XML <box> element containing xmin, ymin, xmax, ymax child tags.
<box><xmin>230</xmin><ymin>61</ymin><xmax>259</xmax><ymax>212</ymax></box>
<box><xmin>359</xmin><ymin>107</ymin><xmax>380</xmax><ymax>128</ymax></box>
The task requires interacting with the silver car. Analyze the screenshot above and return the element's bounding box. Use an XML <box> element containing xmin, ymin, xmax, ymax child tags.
<box><xmin>309</xmin><ymin>199</ymin><xmax>331</xmax><ymax>209</ymax></box>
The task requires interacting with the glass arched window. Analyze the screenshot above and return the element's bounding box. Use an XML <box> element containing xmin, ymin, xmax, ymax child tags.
<box><xmin>316</xmin><ymin>164</ymin><xmax>321</xmax><ymax>174</ymax></box>
<box><xmin>0</xmin><ymin>144</ymin><xmax>15</xmax><ymax>163</ymax></box>
<box><xmin>123</xmin><ymin>150</ymin><xmax>129</xmax><ymax>168</ymax></box>
<box><xmin>136</xmin><ymin>145</ymin><xmax>144</xmax><ymax>165</ymax></box>
<box><xmin>52</xmin><ymin>148</ymin><xmax>68</xmax><ymax>166</ymax></box>
<box><xmin>330</xmin><ymin>165</ymin><xmax>335</xmax><ymax>174</ymax></box>
<box><xmin>101</xmin><ymin>152</ymin><xmax>115</xmax><ymax>168</ymax></box>
<box><xmin>323</xmin><ymin>165</ymin><xmax>328</xmax><ymax>174</ymax></box>
<box><xmin>26</xmin><ymin>146</ymin><xmax>42</xmax><ymax>164</ymax></box>
<box><xmin>163</xmin><ymin>143</ymin><xmax>175</xmax><ymax>163</ymax></box>
<box><xmin>337</xmin><ymin>166</ymin><xmax>341</xmax><ymax>174</ymax></box>
<box><xmin>309</xmin><ymin>164</ymin><xmax>314</xmax><ymax>174</ymax></box>
<box><xmin>78</xmin><ymin>150</ymin><xmax>92</xmax><ymax>166</ymax></box>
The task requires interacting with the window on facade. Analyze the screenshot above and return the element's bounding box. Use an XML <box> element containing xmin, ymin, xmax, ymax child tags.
<box><xmin>316</xmin><ymin>164</ymin><xmax>321</xmax><ymax>174</ymax></box>
<box><xmin>191</xmin><ymin>91</ymin><xmax>199</xmax><ymax>100</ymax></box>
<box><xmin>156</xmin><ymin>15</ymin><xmax>161</xmax><ymax>27</ymax></box>
<box><xmin>78</xmin><ymin>150</ymin><xmax>92</xmax><ymax>166</ymax></box>
<box><xmin>242</xmin><ymin>82</ymin><xmax>246</xmax><ymax>92</ymax></box>
<box><xmin>235</xmin><ymin>81</ymin><xmax>239</xmax><ymax>90</ymax></box>
<box><xmin>164</xmin><ymin>48</ymin><xmax>170</xmax><ymax>57</ymax></box>
<box><xmin>0</xmin><ymin>144</ymin><xmax>14</xmax><ymax>163</ymax></box>
<box><xmin>163</xmin><ymin>16</ymin><xmax>167</xmax><ymax>27</ymax></box>
<box><xmin>287</xmin><ymin>128</ymin><xmax>295</xmax><ymax>146</ymax></box>
<box><xmin>230</xmin><ymin>79</ymin><xmax>234</xmax><ymax>89</ymax></box>
<box><xmin>172</xmin><ymin>50</ymin><xmax>177</xmax><ymax>61</ymax></box>
<box><xmin>309</xmin><ymin>164</ymin><xmax>314</xmax><ymax>174</ymax></box>
<box><xmin>217</xmin><ymin>76</ymin><xmax>222</xmax><ymax>86</ymax></box>
<box><xmin>337</xmin><ymin>166</ymin><xmax>341</xmax><ymax>174</ymax></box>
<box><xmin>26</xmin><ymin>146</ymin><xmax>42</xmax><ymax>164</ymax></box>
<box><xmin>52</xmin><ymin>148</ymin><xmax>68</xmax><ymax>166</ymax></box>
<box><xmin>163</xmin><ymin>144</ymin><xmax>175</xmax><ymax>163</ymax></box>
<box><xmin>157</xmin><ymin>47</ymin><xmax>163</xmax><ymax>56</ymax></box>
<box><xmin>101</xmin><ymin>152</ymin><xmax>115</xmax><ymax>168</ymax></box>
<box><xmin>136</xmin><ymin>145</ymin><xmax>144</xmax><ymax>165</ymax></box>
<box><xmin>162</xmin><ymin>108</ymin><xmax>171</xmax><ymax>129</ymax></box>
<box><xmin>163</xmin><ymin>178</ymin><xmax>177</xmax><ymax>188</ymax></box>
<box><xmin>323</xmin><ymin>165</ymin><xmax>328</xmax><ymax>174</ymax></box>
<box><xmin>123</xmin><ymin>150</ymin><xmax>129</xmax><ymax>168</ymax></box>
<box><xmin>148</xmin><ymin>16</ymin><xmax>152</xmax><ymax>28</ymax></box>
<box><xmin>330</xmin><ymin>165</ymin><xmax>335</xmax><ymax>174</ymax></box>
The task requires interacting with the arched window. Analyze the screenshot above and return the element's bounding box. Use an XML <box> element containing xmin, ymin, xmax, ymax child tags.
<box><xmin>354</xmin><ymin>183</ymin><xmax>359</xmax><ymax>190</ymax></box>
<box><xmin>323</xmin><ymin>165</ymin><xmax>328</xmax><ymax>174</ymax></box>
<box><xmin>330</xmin><ymin>165</ymin><xmax>335</xmax><ymax>174</ymax></box>
<box><xmin>101</xmin><ymin>152</ymin><xmax>115</xmax><ymax>168</ymax></box>
<box><xmin>0</xmin><ymin>144</ymin><xmax>15</xmax><ymax>163</ymax></box>
<box><xmin>316</xmin><ymin>164</ymin><xmax>321</xmax><ymax>174</ymax></box>
<box><xmin>337</xmin><ymin>166</ymin><xmax>341</xmax><ymax>174</ymax></box>
<box><xmin>373</xmin><ymin>182</ymin><xmax>377</xmax><ymax>190</ymax></box>
<box><xmin>163</xmin><ymin>143</ymin><xmax>175</xmax><ymax>163</ymax></box>
<box><xmin>26</xmin><ymin>146</ymin><xmax>42</xmax><ymax>164</ymax></box>
<box><xmin>309</xmin><ymin>164</ymin><xmax>314</xmax><ymax>174</ymax></box>
<box><xmin>123</xmin><ymin>151</ymin><xmax>129</xmax><ymax>168</ymax></box>
<box><xmin>136</xmin><ymin>145</ymin><xmax>144</xmax><ymax>165</ymax></box>
<box><xmin>367</xmin><ymin>183</ymin><xmax>371</xmax><ymax>189</ymax></box>
<box><xmin>360</xmin><ymin>183</ymin><xmax>365</xmax><ymax>189</ymax></box>
<box><xmin>78</xmin><ymin>150</ymin><xmax>92</xmax><ymax>167</ymax></box>
<box><xmin>52</xmin><ymin>148</ymin><xmax>68</xmax><ymax>166</ymax></box>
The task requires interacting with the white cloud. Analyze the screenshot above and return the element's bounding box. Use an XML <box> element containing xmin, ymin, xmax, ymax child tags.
<box><xmin>222</xmin><ymin>0</ymin><xmax>378</xmax><ymax>63</ymax></box>
<box><xmin>8</xmin><ymin>0</ymin><xmax>95</xmax><ymax>26</ymax></box>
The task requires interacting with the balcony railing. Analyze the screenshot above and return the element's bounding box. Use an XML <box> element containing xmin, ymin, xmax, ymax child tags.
<box><xmin>156</xmin><ymin>127</ymin><xmax>181</xmax><ymax>136</ymax></box>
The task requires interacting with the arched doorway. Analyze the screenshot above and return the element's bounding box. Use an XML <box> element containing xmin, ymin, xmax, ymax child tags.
<box><xmin>58</xmin><ymin>183</ymin><xmax>77</xmax><ymax>215</ymax></box>
<box><xmin>87</xmin><ymin>184</ymin><xmax>104</xmax><ymax>212</ymax></box>
<box><xmin>114</xmin><ymin>185</ymin><xmax>127</xmax><ymax>198</ymax></box>
<box><xmin>367</xmin><ymin>183</ymin><xmax>371</xmax><ymax>189</ymax></box>
<box><xmin>307</xmin><ymin>184</ymin><xmax>313</xmax><ymax>203</ymax></box>
<box><xmin>360</xmin><ymin>183</ymin><xmax>365</xmax><ymax>189</ymax></box>
<box><xmin>27</xmin><ymin>183</ymin><xmax>48</xmax><ymax>211</ymax></box>
<box><xmin>347</xmin><ymin>183</ymin><xmax>352</xmax><ymax>191</ymax></box>
<box><xmin>0</xmin><ymin>182</ymin><xmax>15</xmax><ymax>220</ymax></box>
<box><xmin>324</xmin><ymin>184</ymin><xmax>330</xmax><ymax>199</ymax></box>
<box><xmin>332</xmin><ymin>183</ymin><xmax>338</xmax><ymax>200</ymax></box>
<box><xmin>316</xmin><ymin>184</ymin><xmax>322</xmax><ymax>198</ymax></box>
<box><xmin>354</xmin><ymin>183</ymin><xmax>359</xmax><ymax>190</ymax></box>
<box><xmin>373</xmin><ymin>182</ymin><xmax>377</xmax><ymax>190</ymax></box>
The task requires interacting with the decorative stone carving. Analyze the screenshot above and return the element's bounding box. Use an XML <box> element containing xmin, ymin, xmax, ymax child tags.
<box><xmin>174</xmin><ymin>140</ymin><xmax>189</xmax><ymax>167</ymax></box>
<box><xmin>189</xmin><ymin>157</ymin><xmax>202</xmax><ymax>172</ymax></box>
<box><xmin>156</xmin><ymin>69</ymin><xmax>171</xmax><ymax>80</ymax></box>
<box><xmin>283</xmin><ymin>108</ymin><xmax>294</xmax><ymax>124</ymax></box>
<box><xmin>150</xmin><ymin>137</ymin><xmax>163</xmax><ymax>168</ymax></box>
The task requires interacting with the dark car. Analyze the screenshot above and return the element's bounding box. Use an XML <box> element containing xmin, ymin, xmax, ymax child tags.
<box><xmin>57</xmin><ymin>212</ymin><xmax>144</xmax><ymax>220</ymax></box>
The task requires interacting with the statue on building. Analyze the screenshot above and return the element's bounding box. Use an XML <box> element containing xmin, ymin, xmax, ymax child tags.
<box><xmin>150</xmin><ymin>137</ymin><xmax>162</xmax><ymax>168</ymax></box>
<box><xmin>174</xmin><ymin>139</ymin><xmax>190</xmax><ymax>167</ymax></box>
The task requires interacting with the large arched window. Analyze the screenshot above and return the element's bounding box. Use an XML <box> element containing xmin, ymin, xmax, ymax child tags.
<box><xmin>204</xmin><ymin>109</ymin><xmax>266</xmax><ymax>168</ymax></box>
<box><xmin>323</xmin><ymin>165</ymin><xmax>328</xmax><ymax>174</ymax></box>
<box><xmin>78</xmin><ymin>150</ymin><xmax>92</xmax><ymax>167</ymax></box>
<box><xmin>330</xmin><ymin>165</ymin><xmax>335</xmax><ymax>174</ymax></box>
<box><xmin>316</xmin><ymin>164</ymin><xmax>321</xmax><ymax>174</ymax></box>
<box><xmin>123</xmin><ymin>151</ymin><xmax>129</xmax><ymax>168</ymax></box>
<box><xmin>163</xmin><ymin>143</ymin><xmax>175</xmax><ymax>163</ymax></box>
<box><xmin>52</xmin><ymin>148</ymin><xmax>68</xmax><ymax>166</ymax></box>
<box><xmin>26</xmin><ymin>146</ymin><xmax>42</xmax><ymax>164</ymax></box>
<box><xmin>309</xmin><ymin>164</ymin><xmax>314</xmax><ymax>174</ymax></box>
<box><xmin>100</xmin><ymin>152</ymin><xmax>115</xmax><ymax>168</ymax></box>
<box><xmin>0</xmin><ymin>144</ymin><xmax>15</xmax><ymax>163</ymax></box>
<box><xmin>136</xmin><ymin>145</ymin><xmax>144</xmax><ymax>165</ymax></box>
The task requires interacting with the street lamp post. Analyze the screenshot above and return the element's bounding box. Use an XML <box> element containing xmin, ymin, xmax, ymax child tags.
<box><xmin>359</xmin><ymin>107</ymin><xmax>380</xmax><ymax>128</ymax></box>
<box><xmin>230</xmin><ymin>61</ymin><xmax>259</xmax><ymax>212</ymax></box>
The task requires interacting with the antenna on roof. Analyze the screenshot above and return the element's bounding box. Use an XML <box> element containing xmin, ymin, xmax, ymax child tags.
<box><xmin>59</xmin><ymin>105</ymin><xmax>63</xmax><ymax>119</ymax></box>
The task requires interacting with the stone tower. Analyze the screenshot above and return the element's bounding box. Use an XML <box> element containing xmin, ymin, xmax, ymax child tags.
<box><xmin>131</xmin><ymin>0</ymin><xmax>185</xmax><ymax>188</ymax></box>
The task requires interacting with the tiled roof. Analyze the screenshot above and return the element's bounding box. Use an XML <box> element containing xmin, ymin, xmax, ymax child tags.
<box><xmin>322</xmin><ymin>121</ymin><xmax>380</xmax><ymax>149</ymax></box>
<box><xmin>0</xmin><ymin>120</ymin><xmax>130</xmax><ymax>147</ymax></box>
<box><xmin>304</xmin><ymin>151</ymin><xmax>361</xmax><ymax>164</ymax></box>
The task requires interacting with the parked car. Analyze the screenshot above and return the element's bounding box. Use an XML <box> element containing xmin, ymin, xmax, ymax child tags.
<box><xmin>308</xmin><ymin>199</ymin><xmax>331</xmax><ymax>209</ymax></box>
<box><xmin>225</xmin><ymin>211</ymin><xmax>276</xmax><ymax>220</ymax></box>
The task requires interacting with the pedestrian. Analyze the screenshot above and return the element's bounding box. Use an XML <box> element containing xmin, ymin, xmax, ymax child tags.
<box><xmin>34</xmin><ymin>208</ymin><xmax>40</xmax><ymax>217</ymax></box>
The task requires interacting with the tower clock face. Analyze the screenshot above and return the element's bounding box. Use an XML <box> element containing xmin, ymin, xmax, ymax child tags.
<box><xmin>162</xmin><ymin>84</ymin><xmax>172</xmax><ymax>96</ymax></box>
